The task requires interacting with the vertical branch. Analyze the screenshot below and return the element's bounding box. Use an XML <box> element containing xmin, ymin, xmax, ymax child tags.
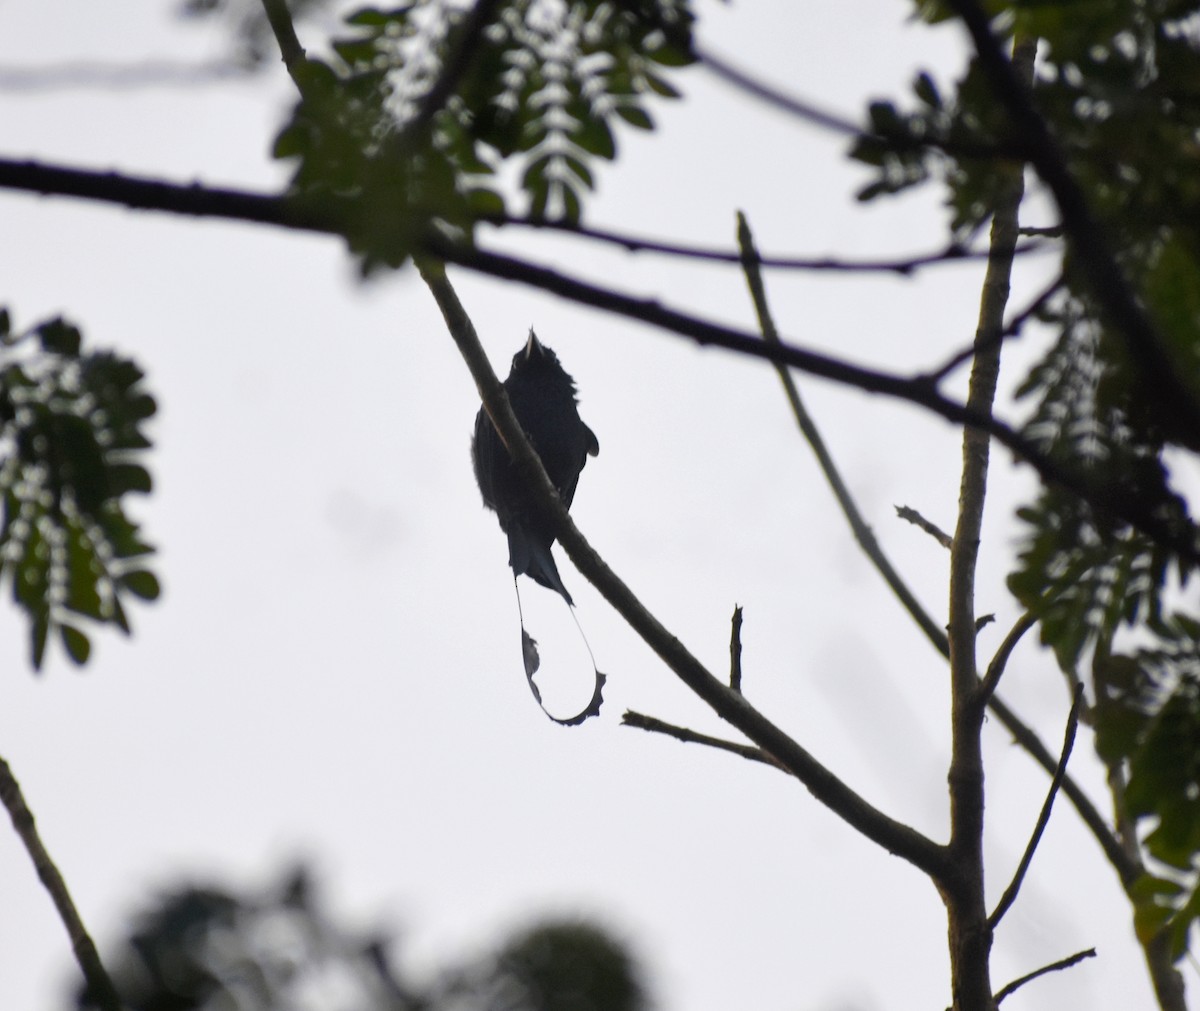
<box><xmin>944</xmin><ymin>35</ymin><xmax>1036</xmax><ymax>1011</ymax></box>
<box><xmin>0</xmin><ymin>756</ymin><xmax>121</xmax><ymax>1011</ymax></box>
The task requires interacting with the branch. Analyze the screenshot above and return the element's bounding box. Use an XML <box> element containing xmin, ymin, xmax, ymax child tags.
<box><xmin>490</xmin><ymin>214</ymin><xmax>1050</xmax><ymax>274</ymax></box>
<box><xmin>622</xmin><ymin>711</ymin><xmax>783</xmax><ymax>769</ymax></box>
<box><xmin>987</xmin><ymin>692</ymin><xmax>1139</xmax><ymax>884</ymax></box>
<box><xmin>697</xmin><ymin>44</ymin><xmax>1020</xmax><ymax>161</ymax></box>
<box><xmin>946</xmin><ymin>0</ymin><xmax>1200</xmax><ymax>441</ymax></box>
<box><xmin>737</xmin><ymin>211</ymin><xmax>951</xmax><ymax>657</ymax></box>
<box><xmin>415</xmin><ymin>256</ymin><xmax>949</xmax><ymax>881</ymax></box>
<box><xmin>919</xmin><ymin>271</ymin><xmax>1064</xmax><ymax>384</ymax></box>
<box><xmin>0</xmin><ymin>755</ymin><xmax>121</xmax><ymax>1011</ymax></box>
<box><xmin>942</xmin><ymin>38</ymin><xmax>1034</xmax><ymax>1009</ymax></box>
<box><xmin>994</xmin><ymin>947</ymin><xmax>1096</xmax><ymax>1004</ymax></box>
<box><xmin>729</xmin><ymin>605</ymin><xmax>744</xmax><ymax>694</ymax></box>
<box><xmin>260</xmin><ymin>0</ymin><xmax>307</xmax><ymax>80</ymax></box>
<box><xmin>976</xmin><ymin>610</ymin><xmax>1038</xmax><ymax>705</ymax></box>
<box><xmin>0</xmin><ymin>156</ymin><xmax>336</xmax><ymax>233</ymax></box>
<box><xmin>895</xmin><ymin>505</ymin><xmax>953</xmax><ymax>550</ymax></box>
<box><xmin>988</xmin><ymin>684</ymin><xmax>1084</xmax><ymax>930</ymax></box>
<box><xmin>425</xmin><ymin>234</ymin><xmax>1199</xmax><ymax>567</ymax></box>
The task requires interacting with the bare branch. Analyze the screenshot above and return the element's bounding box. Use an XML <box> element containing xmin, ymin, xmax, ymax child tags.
<box><xmin>0</xmin><ymin>154</ymin><xmax>1191</xmax><ymax>568</ymax></box>
<box><xmin>977</xmin><ymin>611</ymin><xmax>1038</xmax><ymax>706</ymax></box>
<box><xmin>994</xmin><ymin>947</ymin><xmax>1097</xmax><ymax>1004</ymax></box>
<box><xmin>895</xmin><ymin>505</ymin><xmax>953</xmax><ymax>550</ymax></box>
<box><xmin>942</xmin><ymin>38</ymin><xmax>1035</xmax><ymax>1008</ymax></box>
<box><xmin>416</xmin><ymin>256</ymin><xmax>949</xmax><ymax>880</ymax></box>
<box><xmin>736</xmin><ymin>210</ymin><xmax>951</xmax><ymax>658</ymax></box>
<box><xmin>729</xmin><ymin>606</ymin><xmax>744</xmax><ymax>694</ymax></box>
<box><xmin>697</xmin><ymin>44</ymin><xmax>1019</xmax><ymax>161</ymax></box>
<box><xmin>0</xmin><ymin>157</ymin><xmax>336</xmax><ymax>233</ymax></box>
<box><xmin>919</xmin><ymin>272</ymin><xmax>1064</xmax><ymax>385</ymax></box>
<box><xmin>0</xmin><ymin>756</ymin><xmax>121</xmax><ymax>1011</ymax></box>
<box><xmin>491</xmin><ymin>214</ymin><xmax>1050</xmax><ymax>273</ymax></box>
<box><xmin>989</xmin><ymin>684</ymin><xmax>1084</xmax><ymax>930</ymax></box>
<box><xmin>987</xmin><ymin>692</ymin><xmax>1138</xmax><ymax>884</ymax></box>
<box><xmin>428</xmin><ymin>234</ymin><xmax>1199</xmax><ymax>567</ymax></box>
<box><xmin>260</xmin><ymin>0</ymin><xmax>307</xmax><ymax>79</ymax></box>
<box><xmin>622</xmin><ymin>711</ymin><xmax>783</xmax><ymax>769</ymax></box>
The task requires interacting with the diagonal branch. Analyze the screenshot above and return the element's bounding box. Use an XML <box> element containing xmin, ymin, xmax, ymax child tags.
<box><xmin>0</xmin><ymin>755</ymin><xmax>121</xmax><ymax>1011</ymax></box>
<box><xmin>736</xmin><ymin>210</ymin><xmax>950</xmax><ymax>656</ymax></box>
<box><xmin>415</xmin><ymin>255</ymin><xmax>949</xmax><ymax>881</ymax></box>
<box><xmin>994</xmin><ymin>947</ymin><xmax>1096</xmax><ymax>1004</ymax></box>
<box><xmin>977</xmin><ymin>611</ymin><xmax>1038</xmax><ymax>706</ymax></box>
<box><xmin>989</xmin><ymin>684</ymin><xmax>1084</xmax><ymax>930</ymax></box>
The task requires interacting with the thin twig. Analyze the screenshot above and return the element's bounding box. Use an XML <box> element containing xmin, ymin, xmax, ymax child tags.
<box><xmin>994</xmin><ymin>947</ymin><xmax>1097</xmax><ymax>1004</ymax></box>
<box><xmin>977</xmin><ymin>611</ymin><xmax>1038</xmax><ymax>706</ymax></box>
<box><xmin>987</xmin><ymin>692</ymin><xmax>1138</xmax><ymax>884</ymax></box>
<box><xmin>622</xmin><ymin>711</ymin><xmax>784</xmax><ymax>769</ymax></box>
<box><xmin>697</xmin><ymin>45</ymin><xmax>1017</xmax><ymax>161</ymax></box>
<box><xmin>490</xmin><ymin>213</ymin><xmax>1048</xmax><ymax>274</ymax></box>
<box><xmin>895</xmin><ymin>505</ymin><xmax>953</xmax><ymax>549</ymax></box>
<box><xmin>729</xmin><ymin>606</ymin><xmax>744</xmax><ymax>694</ymax></box>
<box><xmin>736</xmin><ymin>211</ymin><xmax>951</xmax><ymax>655</ymax></box>
<box><xmin>920</xmin><ymin>272</ymin><xmax>1064</xmax><ymax>384</ymax></box>
<box><xmin>0</xmin><ymin>756</ymin><xmax>121</xmax><ymax>1011</ymax></box>
<box><xmin>988</xmin><ymin>683</ymin><xmax>1084</xmax><ymax>930</ymax></box>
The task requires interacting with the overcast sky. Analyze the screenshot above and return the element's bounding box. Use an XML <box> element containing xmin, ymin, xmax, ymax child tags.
<box><xmin>0</xmin><ymin>2</ymin><xmax>1177</xmax><ymax>1010</ymax></box>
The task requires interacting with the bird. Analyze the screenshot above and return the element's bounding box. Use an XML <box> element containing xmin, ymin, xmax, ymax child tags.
<box><xmin>472</xmin><ymin>329</ymin><xmax>598</xmax><ymax>605</ymax></box>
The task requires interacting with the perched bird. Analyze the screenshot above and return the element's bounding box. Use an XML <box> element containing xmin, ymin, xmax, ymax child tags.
<box><xmin>472</xmin><ymin>330</ymin><xmax>599</xmax><ymax>605</ymax></box>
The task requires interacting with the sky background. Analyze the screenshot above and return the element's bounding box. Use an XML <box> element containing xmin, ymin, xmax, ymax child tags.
<box><xmin>0</xmin><ymin>2</ymin><xmax>1182</xmax><ymax>1009</ymax></box>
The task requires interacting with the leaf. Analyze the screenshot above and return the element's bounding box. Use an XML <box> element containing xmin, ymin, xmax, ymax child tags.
<box><xmin>120</xmin><ymin>570</ymin><xmax>162</xmax><ymax>602</ymax></box>
<box><xmin>60</xmin><ymin>624</ymin><xmax>91</xmax><ymax>665</ymax></box>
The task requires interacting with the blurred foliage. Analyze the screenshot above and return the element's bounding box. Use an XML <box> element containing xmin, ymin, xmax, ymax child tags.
<box><xmin>76</xmin><ymin>865</ymin><xmax>649</xmax><ymax>1011</ymax></box>
<box><xmin>852</xmin><ymin>0</ymin><xmax>1200</xmax><ymax>959</ymax></box>
<box><xmin>0</xmin><ymin>308</ymin><xmax>159</xmax><ymax>671</ymax></box>
<box><xmin>272</xmin><ymin>0</ymin><xmax>695</xmax><ymax>268</ymax></box>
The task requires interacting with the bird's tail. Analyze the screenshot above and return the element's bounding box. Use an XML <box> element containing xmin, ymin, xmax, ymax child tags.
<box><xmin>507</xmin><ymin>527</ymin><xmax>574</xmax><ymax>605</ymax></box>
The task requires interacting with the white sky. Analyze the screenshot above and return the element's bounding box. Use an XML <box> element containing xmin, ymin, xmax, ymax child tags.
<box><xmin>0</xmin><ymin>2</ymin><xmax>1179</xmax><ymax>1010</ymax></box>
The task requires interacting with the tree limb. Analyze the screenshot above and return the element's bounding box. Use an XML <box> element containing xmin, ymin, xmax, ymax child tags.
<box><xmin>0</xmin><ymin>755</ymin><xmax>121</xmax><ymax>1011</ymax></box>
<box><xmin>622</xmin><ymin>711</ymin><xmax>782</xmax><ymax>769</ymax></box>
<box><xmin>0</xmin><ymin>154</ymin><xmax>1192</xmax><ymax>570</ymax></box>
<box><xmin>736</xmin><ymin>210</ymin><xmax>951</xmax><ymax>658</ymax></box>
<box><xmin>942</xmin><ymin>37</ymin><xmax>1035</xmax><ymax>1010</ymax></box>
<box><xmin>488</xmin><ymin>213</ymin><xmax>1049</xmax><ymax>274</ymax></box>
<box><xmin>994</xmin><ymin>947</ymin><xmax>1096</xmax><ymax>1004</ymax></box>
<box><xmin>976</xmin><ymin>611</ymin><xmax>1038</xmax><ymax>705</ymax></box>
<box><xmin>988</xmin><ymin>684</ymin><xmax>1084</xmax><ymax>930</ymax></box>
<box><xmin>415</xmin><ymin>256</ymin><xmax>949</xmax><ymax>881</ymax></box>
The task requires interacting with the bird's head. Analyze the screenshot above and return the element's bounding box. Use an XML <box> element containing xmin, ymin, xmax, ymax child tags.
<box><xmin>511</xmin><ymin>328</ymin><xmax>563</xmax><ymax>374</ymax></box>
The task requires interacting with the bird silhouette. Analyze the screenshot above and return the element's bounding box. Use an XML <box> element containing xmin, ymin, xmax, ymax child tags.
<box><xmin>472</xmin><ymin>330</ymin><xmax>598</xmax><ymax>605</ymax></box>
